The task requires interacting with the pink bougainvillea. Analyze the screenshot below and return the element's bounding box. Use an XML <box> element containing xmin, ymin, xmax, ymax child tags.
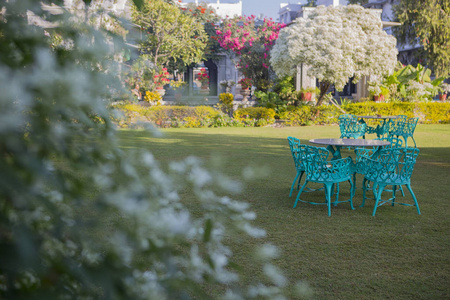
<box><xmin>215</xmin><ymin>16</ymin><xmax>286</xmax><ymax>90</ymax></box>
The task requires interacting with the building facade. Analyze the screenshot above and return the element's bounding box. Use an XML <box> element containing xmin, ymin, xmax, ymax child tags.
<box><xmin>179</xmin><ymin>0</ymin><xmax>242</xmax><ymax>19</ymax></box>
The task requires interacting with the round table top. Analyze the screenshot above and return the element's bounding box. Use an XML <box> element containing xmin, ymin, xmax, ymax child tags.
<box><xmin>357</xmin><ymin>115</ymin><xmax>400</xmax><ymax>120</ymax></box>
<box><xmin>309</xmin><ymin>138</ymin><xmax>390</xmax><ymax>147</ymax></box>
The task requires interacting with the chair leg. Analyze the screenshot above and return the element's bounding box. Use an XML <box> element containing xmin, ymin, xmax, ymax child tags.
<box><xmin>333</xmin><ymin>183</ymin><xmax>340</xmax><ymax>206</ymax></box>
<box><xmin>361</xmin><ymin>177</ymin><xmax>368</xmax><ymax>208</ymax></box>
<box><xmin>289</xmin><ymin>171</ymin><xmax>301</xmax><ymax>197</ymax></box>
<box><xmin>392</xmin><ymin>185</ymin><xmax>397</xmax><ymax>206</ymax></box>
<box><xmin>293</xmin><ymin>180</ymin><xmax>309</xmax><ymax>208</ymax></box>
<box><xmin>296</xmin><ymin>171</ymin><xmax>304</xmax><ymax>191</ymax></box>
<box><xmin>405</xmin><ymin>184</ymin><xmax>421</xmax><ymax>215</ymax></box>
<box><xmin>399</xmin><ymin>185</ymin><xmax>405</xmax><ymax>197</ymax></box>
<box><xmin>372</xmin><ymin>184</ymin><xmax>386</xmax><ymax>216</ymax></box>
<box><xmin>324</xmin><ymin>183</ymin><xmax>333</xmax><ymax>216</ymax></box>
<box><xmin>411</xmin><ymin>136</ymin><xmax>417</xmax><ymax>148</ymax></box>
<box><xmin>352</xmin><ymin>173</ymin><xmax>357</xmax><ymax>198</ymax></box>
<box><xmin>349</xmin><ymin>179</ymin><xmax>355</xmax><ymax>210</ymax></box>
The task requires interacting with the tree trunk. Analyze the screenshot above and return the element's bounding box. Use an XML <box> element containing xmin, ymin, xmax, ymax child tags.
<box><xmin>316</xmin><ymin>81</ymin><xmax>331</xmax><ymax>107</ymax></box>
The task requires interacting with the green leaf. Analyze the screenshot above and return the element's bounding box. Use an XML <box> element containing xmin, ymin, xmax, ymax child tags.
<box><xmin>131</xmin><ymin>0</ymin><xmax>144</xmax><ymax>10</ymax></box>
<box><xmin>203</xmin><ymin>218</ymin><xmax>213</xmax><ymax>243</ymax></box>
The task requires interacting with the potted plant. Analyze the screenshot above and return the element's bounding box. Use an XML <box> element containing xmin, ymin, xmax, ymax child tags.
<box><xmin>238</xmin><ymin>78</ymin><xmax>252</xmax><ymax>97</ymax></box>
<box><xmin>220</xmin><ymin>80</ymin><xmax>235</xmax><ymax>93</ymax></box>
<box><xmin>153</xmin><ymin>67</ymin><xmax>170</xmax><ymax>95</ymax></box>
<box><xmin>439</xmin><ymin>83</ymin><xmax>450</xmax><ymax>101</ymax></box>
<box><xmin>368</xmin><ymin>82</ymin><xmax>387</xmax><ymax>102</ymax></box>
<box><xmin>238</xmin><ymin>78</ymin><xmax>252</xmax><ymax>90</ymax></box>
<box><xmin>300</xmin><ymin>87</ymin><xmax>319</xmax><ymax>102</ymax></box>
<box><xmin>196</xmin><ymin>68</ymin><xmax>210</xmax><ymax>90</ymax></box>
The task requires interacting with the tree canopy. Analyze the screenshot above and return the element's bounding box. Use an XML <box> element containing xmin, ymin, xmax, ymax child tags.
<box><xmin>131</xmin><ymin>0</ymin><xmax>208</xmax><ymax>68</ymax></box>
<box><xmin>270</xmin><ymin>5</ymin><xmax>398</xmax><ymax>105</ymax></box>
<box><xmin>394</xmin><ymin>0</ymin><xmax>450</xmax><ymax>78</ymax></box>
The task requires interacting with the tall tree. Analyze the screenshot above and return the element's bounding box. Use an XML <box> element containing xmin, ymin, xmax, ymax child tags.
<box><xmin>394</xmin><ymin>0</ymin><xmax>450</xmax><ymax>77</ymax></box>
<box><xmin>304</xmin><ymin>0</ymin><xmax>317</xmax><ymax>7</ymax></box>
<box><xmin>270</xmin><ymin>5</ymin><xmax>398</xmax><ymax>106</ymax></box>
<box><xmin>132</xmin><ymin>0</ymin><xmax>208</xmax><ymax>68</ymax></box>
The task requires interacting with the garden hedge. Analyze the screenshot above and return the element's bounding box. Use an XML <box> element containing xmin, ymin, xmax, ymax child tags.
<box><xmin>114</xmin><ymin>102</ymin><xmax>450</xmax><ymax>128</ymax></box>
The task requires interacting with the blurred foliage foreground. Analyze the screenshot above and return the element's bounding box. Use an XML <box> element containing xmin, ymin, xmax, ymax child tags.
<box><xmin>0</xmin><ymin>0</ymin><xmax>304</xmax><ymax>299</ymax></box>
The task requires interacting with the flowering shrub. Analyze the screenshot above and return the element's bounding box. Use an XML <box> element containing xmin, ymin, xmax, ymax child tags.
<box><xmin>271</xmin><ymin>5</ymin><xmax>398</xmax><ymax>105</ymax></box>
<box><xmin>145</xmin><ymin>91</ymin><xmax>162</xmax><ymax>105</ymax></box>
<box><xmin>196</xmin><ymin>68</ymin><xmax>209</xmax><ymax>87</ymax></box>
<box><xmin>154</xmin><ymin>67</ymin><xmax>170</xmax><ymax>88</ymax></box>
<box><xmin>215</xmin><ymin>16</ymin><xmax>286</xmax><ymax>91</ymax></box>
<box><xmin>238</xmin><ymin>78</ymin><xmax>252</xmax><ymax>89</ymax></box>
<box><xmin>217</xmin><ymin>93</ymin><xmax>234</xmax><ymax>114</ymax></box>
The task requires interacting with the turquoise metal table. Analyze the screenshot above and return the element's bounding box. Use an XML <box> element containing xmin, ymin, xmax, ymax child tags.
<box><xmin>309</xmin><ymin>138</ymin><xmax>390</xmax><ymax>160</ymax></box>
<box><xmin>309</xmin><ymin>138</ymin><xmax>391</xmax><ymax>198</ymax></box>
<box><xmin>356</xmin><ymin>115</ymin><xmax>401</xmax><ymax>138</ymax></box>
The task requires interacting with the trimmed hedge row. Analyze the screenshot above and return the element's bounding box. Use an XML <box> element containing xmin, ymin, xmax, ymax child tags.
<box><xmin>279</xmin><ymin>102</ymin><xmax>450</xmax><ymax>126</ymax></box>
<box><xmin>114</xmin><ymin>102</ymin><xmax>450</xmax><ymax>128</ymax></box>
<box><xmin>344</xmin><ymin>102</ymin><xmax>450</xmax><ymax>124</ymax></box>
<box><xmin>234</xmin><ymin>107</ymin><xmax>276</xmax><ymax>122</ymax></box>
<box><xmin>113</xmin><ymin>104</ymin><xmax>277</xmax><ymax>128</ymax></box>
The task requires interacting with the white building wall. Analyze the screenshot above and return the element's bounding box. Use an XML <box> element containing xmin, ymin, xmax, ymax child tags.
<box><xmin>317</xmin><ymin>0</ymin><xmax>348</xmax><ymax>6</ymax></box>
<box><xmin>180</xmin><ymin>0</ymin><xmax>242</xmax><ymax>19</ymax></box>
<box><xmin>278</xmin><ymin>3</ymin><xmax>303</xmax><ymax>24</ymax></box>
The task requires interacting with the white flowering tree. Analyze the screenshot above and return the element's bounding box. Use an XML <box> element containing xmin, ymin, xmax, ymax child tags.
<box><xmin>270</xmin><ymin>5</ymin><xmax>398</xmax><ymax>106</ymax></box>
<box><xmin>0</xmin><ymin>0</ymin><xmax>300</xmax><ymax>299</ymax></box>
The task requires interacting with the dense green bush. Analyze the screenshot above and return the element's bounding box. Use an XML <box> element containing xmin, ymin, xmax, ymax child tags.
<box><xmin>416</xmin><ymin>102</ymin><xmax>450</xmax><ymax>124</ymax></box>
<box><xmin>115</xmin><ymin>102</ymin><xmax>450</xmax><ymax>128</ymax></box>
<box><xmin>278</xmin><ymin>105</ymin><xmax>341</xmax><ymax>126</ymax></box>
<box><xmin>234</xmin><ymin>107</ymin><xmax>276</xmax><ymax>124</ymax></box>
<box><xmin>115</xmin><ymin>104</ymin><xmax>220</xmax><ymax>127</ymax></box>
<box><xmin>279</xmin><ymin>102</ymin><xmax>450</xmax><ymax>126</ymax></box>
<box><xmin>343</xmin><ymin>102</ymin><xmax>415</xmax><ymax>118</ymax></box>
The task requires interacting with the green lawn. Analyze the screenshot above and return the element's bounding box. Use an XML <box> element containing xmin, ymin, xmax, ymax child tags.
<box><xmin>117</xmin><ymin>124</ymin><xmax>450</xmax><ymax>299</ymax></box>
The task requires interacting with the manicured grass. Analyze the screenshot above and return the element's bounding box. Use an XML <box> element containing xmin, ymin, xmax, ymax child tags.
<box><xmin>117</xmin><ymin>124</ymin><xmax>450</xmax><ymax>299</ymax></box>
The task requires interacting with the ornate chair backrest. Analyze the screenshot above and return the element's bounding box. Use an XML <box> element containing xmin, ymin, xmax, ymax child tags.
<box><xmin>288</xmin><ymin>136</ymin><xmax>306</xmax><ymax>171</ymax></box>
<box><xmin>387</xmin><ymin>115</ymin><xmax>408</xmax><ymax>137</ymax></box>
<box><xmin>303</xmin><ymin>145</ymin><xmax>353</xmax><ymax>182</ymax></box>
<box><xmin>400</xmin><ymin>117</ymin><xmax>419</xmax><ymax>137</ymax></box>
<box><xmin>338</xmin><ymin>114</ymin><xmax>366</xmax><ymax>139</ymax></box>
<box><xmin>364</xmin><ymin>147</ymin><xmax>420</xmax><ymax>183</ymax></box>
<box><xmin>377</xmin><ymin>136</ymin><xmax>403</xmax><ymax>148</ymax></box>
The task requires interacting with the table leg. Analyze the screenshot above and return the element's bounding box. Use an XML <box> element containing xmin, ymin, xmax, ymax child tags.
<box><xmin>358</xmin><ymin>118</ymin><xmax>367</xmax><ymax>139</ymax></box>
<box><xmin>327</xmin><ymin>145</ymin><xmax>342</xmax><ymax>160</ymax></box>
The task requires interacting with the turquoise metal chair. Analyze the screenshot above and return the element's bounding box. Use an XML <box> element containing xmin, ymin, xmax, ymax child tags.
<box><xmin>376</xmin><ymin>115</ymin><xmax>407</xmax><ymax>139</ymax></box>
<box><xmin>361</xmin><ymin>147</ymin><xmax>420</xmax><ymax>216</ymax></box>
<box><xmin>354</xmin><ymin>136</ymin><xmax>405</xmax><ymax>198</ymax></box>
<box><xmin>354</xmin><ymin>136</ymin><xmax>403</xmax><ymax>175</ymax></box>
<box><xmin>293</xmin><ymin>145</ymin><xmax>354</xmax><ymax>216</ymax></box>
<box><xmin>287</xmin><ymin>137</ymin><xmax>322</xmax><ymax>197</ymax></box>
<box><xmin>392</xmin><ymin>117</ymin><xmax>419</xmax><ymax>147</ymax></box>
<box><xmin>338</xmin><ymin>114</ymin><xmax>367</xmax><ymax>139</ymax></box>
<box><xmin>287</xmin><ymin>137</ymin><xmax>306</xmax><ymax>197</ymax></box>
